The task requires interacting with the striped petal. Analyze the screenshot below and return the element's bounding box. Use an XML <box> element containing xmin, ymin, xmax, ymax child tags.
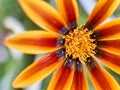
<box><xmin>84</xmin><ymin>0</ymin><xmax>120</xmax><ymax>30</ymax></box>
<box><xmin>18</xmin><ymin>0</ymin><xmax>68</xmax><ymax>35</ymax></box>
<box><xmin>48</xmin><ymin>57</ymin><xmax>74</xmax><ymax>90</ymax></box>
<box><xmin>56</xmin><ymin>0</ymin><xmax>78</xmax><ymax>29</ymax></box>
<box><xmin>86</xmin><ymin>57</ymin><xmax>120</xmax><ymax>90</ymax></box>
<box><xmin>4</xmin><ymin>31</ymin><xmax>63</xmax><ymax>54</ymax></box>
<box><xmin>95</xmin><ymin>48</ymin><xmax>120</xmax><ymax>74</ymax></box>
<box><xmin>71</xmin><ymin>60</ymin><xmax>88</xmax><ymax>90</ymax></box>
<box><xmin>93</xmin><ymin>18</ymin><xmax>120</xmax><ymax>40</ymax></box>
<box><xmin>13</xmin><ymin>49</ymin><xmax>65</xmax><ymax>88</ymax></box>
<box><xmin>97</xmin><ymin>39</ymin><xmax>120</xmax><ymax>55</ymax></box>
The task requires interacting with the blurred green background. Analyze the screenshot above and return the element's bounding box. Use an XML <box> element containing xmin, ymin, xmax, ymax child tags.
<box><xmin>0</xmin><ymin>0</ymin><xmax>120</xmax><ymax>90</ymax></box>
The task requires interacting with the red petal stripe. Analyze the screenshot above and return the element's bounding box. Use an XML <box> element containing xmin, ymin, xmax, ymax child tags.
<box><xmin>18</xmin><ymin>0</ymin><xmax>68</xmax><ymax>34</ymax></box>
<box><xmin>84</xmin><ymin>0</ymin><xmax>120</xmax><ymax>30</ymax></box>
<box><xmin>97</xmin><ymin>40</ymin><xmax>120</xmax><ymax>55</ymax></box>
<box><xmin>95</xmin><ymin>48</ymin><xmax>120</xmax><ymax>74</ymax></box>
<box><xmin>71</xmin><ymin>60</ymin><xmax>88</xmax><ymax>90</ymax></box>
<box><xmin>57</xmin><ymin>0</ymin><xmax>78</xmax><ymax>29</ymax></box>
<box><xmin>13</xmin><ymin>49</ymin><xmax>65</xmax><ymax>88</ymax></box>
<box><xmin>12</xmin><ymin>38</ymin><xmax>59</xmax><ymax>47</ymax></box>
<box><xmin>93</xmin><ymin>25</ymin><xmax>120</xmax><ymax>40</ymax></box>
<box><xmin>86</xmin><ymin>57</ymin><xmax>120</xmax><ymax>90</ymax></box>
<box><xmin>48</xmin><ymin>57</ymin><xmax>74</xmax><ymax>90</ymax></box>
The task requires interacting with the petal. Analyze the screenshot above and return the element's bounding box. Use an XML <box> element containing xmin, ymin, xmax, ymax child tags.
<box><xmin>18</xmin><ymin>0</ymin><xmax>68</xmax><ymax>35</ymax></box>
<box><xmin>95</xmin><ymin>48</ymin><xmax>120</xmax><ymax>74</ymax></box>
<box><xmin>97</xmin><ymin>39</ymin><xmax>120</xmax><ymax>55</ymax></box>
<box><xmin>56</xmin><ymin>0</ymin><xmax>78</xmax><ymax>29</ymax></box>
<box><xmin>71</xmin><ymin>60</ymin><xmax>88</xmax><ymax>90</ymax></box>
<box><xmin>4</xmin><ymin>31</ymin><xmax>63</xmax><ymax>54</ymax></box>
<box><xmin>93</xmin><ymin>18</ymin><xmax>120</xmax><ymax>40</ymax></box>
<box><xmin>84</xmin><ymin>0</ymin><xmax>120</xmax><ymax>30</ymax></box>
<box><xmin>48</xmin><ymin>57</ymin><xmax>74</xmax><ymax>90</ymax></box>
<box><xmin>12</xmin><ymin>49</ymin><xmax>65</xmax><ymax>88</ymax></box>
<box><xmin>86</xmin><ymin>57</ymin><xmax>120</xmax><ymax>90</ymax></box>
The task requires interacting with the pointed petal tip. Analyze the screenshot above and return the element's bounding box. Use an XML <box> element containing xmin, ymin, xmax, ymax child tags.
<box><xmin>12</xmin><ymin>80</ymin><xmax>28</xmax><ymax>88</ymax></box>
<box><xmin>4</xmin><ymin>37</ymin><xmax>11</xmax><ymax>48</ymax></box>
<box><xmin>3</xmin><ymin>37</ymin><xmax>7</xmax><ymax>46</ymax></box>
<box><xmin>12</xmin><ymin>82</ymin><xmax>19</xmax><ymax>88</ymax></box>
<box><xmin>12</xmin><ymin>80</ymin><xmax>23</xmax><ymax>88</ymax></box>
<box><xmin>12</xmin><ymin>74</ymin><xmax>27</xmax><ymax>88</ymax></box>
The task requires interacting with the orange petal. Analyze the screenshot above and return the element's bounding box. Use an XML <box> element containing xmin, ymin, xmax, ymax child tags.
<box><xmin>18</xmin><ymin>0</ymin><xmax>68</xmax><ymax>35</ymax></box>
<box><xmin>84</xmin><ymin>0</ymin><xmax>120</xmax><ymax>30</ymax></box>
<box><xmin>97</xmin><ymin>39</ymin><xmax>120</xmax><ymax>55</ymax></box>
<box><xmin>56</xmin><ymin>0</ymin><xmax>78</xmax><ymax>29</ymax></box>
<box><xmin>93</xmin><ymin>18</ymin><xmax>120</xmax><ymax>40</ymax></box>
<box><xmin>95</xmin><ymin>48</ymin><xmax>120</xmax><ymax>74</ymax></box>
<box><xmin>71</xmin><ymin>59</ymin><xmax>88</xmax><ymax>90</ymax></box>
<box><xmin>86</xmin><ymin>57</ymin><xmax>120</xmax><ymax>90</ymax></box>
<box><xmin>12</xmin><ymin>49</ymin><xmax>65</xmax><ymax>88</ymax></box>
<box><xmin>48</xmin><ymin>57</ymin><xmax>74</xmax><ymax>90</ymax></box>
<box><xmin>4</xmin><ymin>31</ymin><xmax>63</xmax><ymax>54</ymax></box>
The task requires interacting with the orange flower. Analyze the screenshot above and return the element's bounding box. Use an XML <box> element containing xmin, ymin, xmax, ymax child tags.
<box><xmin>4</xmin><ymin>0</ymin><xmax>120</xmax><ymax>90</ymax></box>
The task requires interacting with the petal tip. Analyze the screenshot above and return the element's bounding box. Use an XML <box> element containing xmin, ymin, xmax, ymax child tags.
<box><xmin>3</xmin><ymin>37</ymin><xmax>9</xmax><ymax>47</ymax></box>
<box><xmin>4</xmin><ymin>36</ymin><xmax>14</xmax><ymax>49</ymax></box>
<box><xmin>12</xmin><ymin>80</ymin><xmax>21</xmax><ymax>88</ymax></box>
<box><xmin>12</xmin><ymin>78</ymin><xmax>26</xmax><ymax>88</ymax></box>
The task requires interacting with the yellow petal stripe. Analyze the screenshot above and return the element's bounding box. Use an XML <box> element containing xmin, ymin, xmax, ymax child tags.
<box><xmin>4</xmin><ymin>31</ymin><xmax>61</xmax><ymax>54</ymax></box>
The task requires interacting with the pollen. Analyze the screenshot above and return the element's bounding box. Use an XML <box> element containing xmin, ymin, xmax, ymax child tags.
<box><xmin>62</xmin><ymin>27</ymin><xmax>96</xmax><ymax>63</ymax></box>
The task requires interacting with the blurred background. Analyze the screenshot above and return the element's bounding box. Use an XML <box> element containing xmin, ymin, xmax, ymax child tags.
<box><xmin>0</xmin><ymin>0</ymin><xmax>120</xmax><ymax>90</ymax></box>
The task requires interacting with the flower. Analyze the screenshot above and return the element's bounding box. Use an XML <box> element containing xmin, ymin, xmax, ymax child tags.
<box><xmin>4</xmin><ymin>0</ymin><xmax>120</xmax><ymax>90</ymax></box>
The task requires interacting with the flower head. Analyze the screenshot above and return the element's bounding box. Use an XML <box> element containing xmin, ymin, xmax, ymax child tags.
<box><xmin>4</xmin><ymin>0</ymin><xmax>120</xmax><ymax>90</ymax></box>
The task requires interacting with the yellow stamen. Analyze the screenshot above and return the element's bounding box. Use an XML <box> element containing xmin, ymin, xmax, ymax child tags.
<box><xmin>62</xmin><ymin>27</ymin><xmax>96</xmax><ymax>63</ymax></box>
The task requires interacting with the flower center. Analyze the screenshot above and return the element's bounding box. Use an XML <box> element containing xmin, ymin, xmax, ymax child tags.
<box><xmin>62</xmin><ymin>27</ymin><xmax>96</xmax><ymax>63</ymax></box>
